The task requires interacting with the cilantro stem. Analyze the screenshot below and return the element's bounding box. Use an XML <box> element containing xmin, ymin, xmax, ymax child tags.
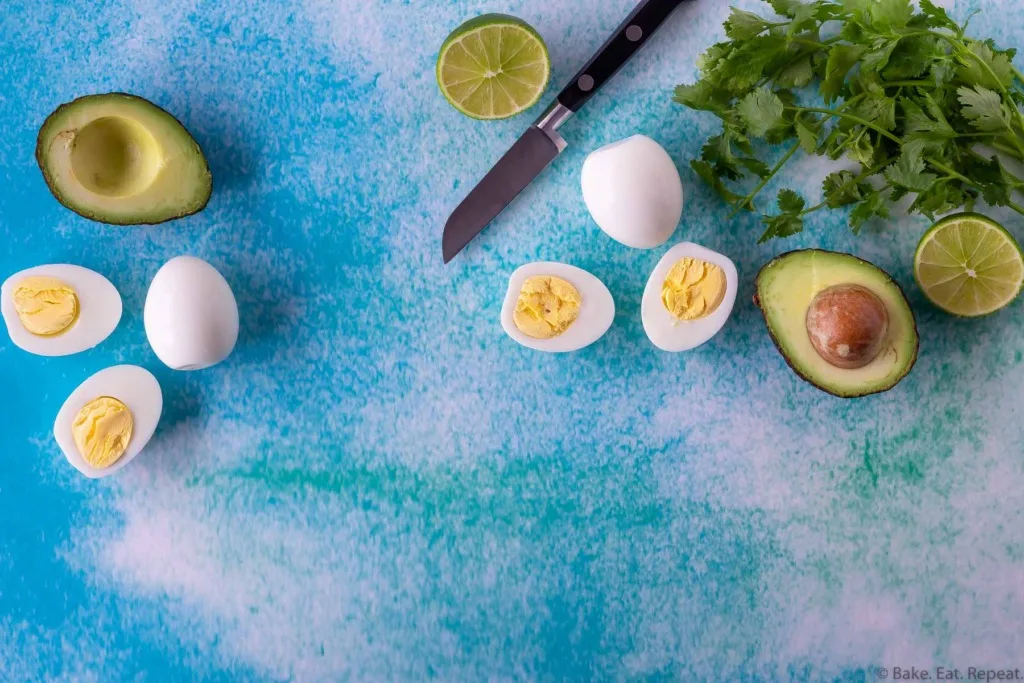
<box><xmin>926</xmin><ymin>157</ymin><xmax>975</xmax><ymax>184</ymax></box>
<box><xmin>915</xmin><ymin>29</ymin><xmax>1024</xmax><ymax>137</ymax></box>
<box><xmin>926</xmin><ymin>156</ymin><xmax>1024</xmax><ymax>215</ymax></box>
<box><xmin>789</xmin><ymin>107</ymin><xmax>904</xmax><ymax>145</ymax></box>
<box><xmin>728</xmin><ymin>142</ymin><xmax>801</xmax><ymax>219</ymax></box>
<box><xmin>799</xmin><ymin>160</ymin><xmax>892</xmax><ymax>216</ymax></box>
<box><xmin>792</xmin><ymin>38</ymin><xmax>833</xmax><ymax>50</ymax></box>
<box><xmin>881</xmin><ymin>80</ymin><xmax>934</xmax><ymax>89</ymax></box>
<box><xmin>726</xmin><ymin>98</ymin><xmax>867</xmax><ymax>219</ymax></box>
<box><xmin>1014</xmin><ymin>66</ymin><xmax>1024</xmax><ymax>84</ymax></box>
<box><xmin>991</xmin><ymin>141</ymin><xmax>1024</xmax><ymax>161</ymax></box>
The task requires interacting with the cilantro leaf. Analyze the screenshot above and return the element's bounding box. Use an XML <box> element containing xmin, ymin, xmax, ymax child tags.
<box><xmin>849</xmin><ymin>189</ymin><xmax>891</xmax><ymax>233</ymax></box>
<box><xmin>882</xmin><ymin>36</ymin><xmax>940</xmax><ymax>80</ymax></box>
<box><xmin>961</xmin><ymin>153</ymin><xmax>1016</xmax><ymax>206</ymax></box>
<box><xmin>823</xmin><ymin>171</ymin><xmax>870</xmax><ymax>207</ymax></box>
<box><xmin>700</xmin><ymin>130</ymin><xmax>768</xmax><ymax>182</ymax></box>
<box><xmin>861</xmin><ymin>38</ymin><xmax>898</xmax><ymax>73</ymax></box>
<box><xmin>847</xmin><ymin>133</ymin><xmax>876</xmax><ymax>166</ymax></box>
<box><xmin>901</xmin><ymin>96</ymin><xmax>956</xmax><ymax>157</ymax></box>
<box><xmin>912</xmin><ymin>181</ymin><xmax>963</xmax><ymax>219</ymax></box>
<box><xmin>870</xmin><ymin>0</ymin><xmax>913</xmax><ymax>29</ymax></box>
<box><xmin>917</xmin><ymin>0</ymin><xmax>958</xmax><ymax>32</ymax></box>
<box><xmin>700</xmin><ymin>134</ymin><xmax>742</xmax><ymax>181</ymax></box>
<box><xmin>796</xmin><ymin>117</ymin><xmax>819</xmax><ymax>153</ymax></box>
<box><xmin>854</xmin><ymin>91</ymin><xmax>897</xmax><ymax>131</ymax></box>
<box><xmin>720</xmin><ymin>34</ymin><xmax>791</xmax><ymax>91</ymax></box>
<box><xmin>929</xmin><ymin>59</ymin><xmax>955</xmax><ymax>85</ymax></box>
<box><xmin>697</xmin><ymin>43</ymin><xmax>733</xmax><ymax>77</ymax></box>
<box><xmin>958</xmin><ymin>40</ymin><xmax>1014</xmax><ymax>90</ymax></box>
<box><xmin>957</xmin><ymin>85</ymin><xmax>1011</xmax><ymax>132</ymax></box>
<box><xmin>691</xmin><ymin>160</ymin><xmax>746</xmax><ymax>207</ymax></box>
<box><xmin>758</xmin><ymin>189</ymin><xmax>806</xmax><ymax>242</ymax></box>
<box><xmin>673</xmin><ymin>81</ymin><xmax>731</xmax><ymax>114</ymax></box>
<box><xmin>675</xmin><ymin>0</ymin><xmax>1024</xmax><ymax>242</ymax></box>
<box><xmin>778</xmin><ymin>188</ymin><xmax>806</xmax><ymax>213</ymax></box>
<box><xmin>759</xmin><ymin>212</ymin><xmax>804</xmax><ymax>242</ymax></box>
<box><xmin>738</xmin><ymin>156</ymin><xmax>772</xmax><ymax>178</ymax></box>
<box><xmin>725</xmin><ymin>8</ymin><xmax>773</xmax><ymax>41</ymax></box>
<box><xmin>822</xmin><ymin>44</ymin><xmax>866</xmax><ymax>104</ymax></box>
<box><xmin>775</xmin><ymin>57</ymin><xmax>815</xmax><ymax>88</ymax></box>
<box><xmin>786</xmin><ymin>4</ymin><xmax>819</xmax><ymax>34</ymax></box>
<box><xmin>766</xmin><ymin>0</ymin><xmax>803</xmax><ymax>18</ymax></box>
<box><xmin>840</xmin><ymin>0</ymin><xmax>872</xmax><ymax>20</ymax></box>
<box><xmin>737</xmin><ymin>87</ymin><xmax>786</xmax><ymax>137</ymax></box>
<box><xmin>884</xmin><ymin>152</ymin><xmax>938</xmax><ymax>192</ymax></box>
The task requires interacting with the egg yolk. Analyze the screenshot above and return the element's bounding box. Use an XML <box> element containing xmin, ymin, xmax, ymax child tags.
<box><xmin>72</xmin><ymin>397</ymin><xmax>134</xmax><ymax>469</ymax></box>
<box><xmin>13</xmin><ymin>276</ymin><xmax>79</xmax><ymax>336</ymax></box>
<box><xmin>514</xmin><ymin>276</ymin><xmax>581</xmax><ymax>339</ymax></box>
<box><xmin>661</xmin><ymin>257</ymin><xmax>726</xmax><ymax>321</ymax></box>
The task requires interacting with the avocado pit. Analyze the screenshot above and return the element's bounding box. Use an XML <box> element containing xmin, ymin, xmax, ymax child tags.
<box><xmin>805</xmin><ymin>284</ymin><xmax>888</xmax><ymax>370</ymax></box>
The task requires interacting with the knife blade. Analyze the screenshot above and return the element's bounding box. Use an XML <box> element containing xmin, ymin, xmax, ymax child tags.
<box><xmin>442</xmin><ymin>0</ymin><xmax>691</xmax><ymax>263</ymax></box>
<box><xmin>442</xmin><ymin>124</ymin><xmax>565</xmax><ymax>264</ymax></box>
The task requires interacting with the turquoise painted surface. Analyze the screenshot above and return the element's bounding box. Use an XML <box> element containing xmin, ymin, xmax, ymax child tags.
<box><xmin>1</xmin><ymin>0</ymin><xmax>1023</xmax><ymax>679</ymax></box>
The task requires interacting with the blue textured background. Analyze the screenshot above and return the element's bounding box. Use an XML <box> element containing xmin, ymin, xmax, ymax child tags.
<box><xmin>2</xmin><ymin>0</ymin><xmax>1023</xmax><ymax>680</ymax></box>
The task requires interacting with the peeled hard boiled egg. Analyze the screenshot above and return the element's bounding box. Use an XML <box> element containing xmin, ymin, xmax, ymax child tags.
<box><xmin>145</xmin><ymin>256</ymin><xmax>239</xmax><ymax>370</ymax></box>
<box><xmin>54</xmin><ymin>365</ymin><xmax>163</xmax><ymax>478</ymax></box>
<box><xmin>642</xmin><ymin>242</ymin><xmax>738</xmax><ymax>352</ymax></box>
<box><xmin>501</xmin><ymin>262</ymin><xmax>615</xmax><ymax>353</ymax></box>
<box><xmin>1</xmin><ymin>264</ymin><xmax>121</xmax><ymax>356</ymax></box>
<box><xmin>581</xmin><ymin>135</ymin><xmax>684</xmax><ymax>249</ymax></box>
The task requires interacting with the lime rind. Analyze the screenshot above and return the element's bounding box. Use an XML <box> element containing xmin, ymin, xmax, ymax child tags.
<box><xmin>914</xmin><ymin>212</ymin><xmax>1024</xmax><ymax>317</ymax></box>
<box><xmin>436</xmin><ymin>14</ymin><xmax>551</xmax><ymax>121</ymax></box>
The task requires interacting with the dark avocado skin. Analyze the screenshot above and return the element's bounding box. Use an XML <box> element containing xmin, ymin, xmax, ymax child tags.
<box><xmin>755</xmin><ymin>249</ymin><xmax>921</xmax><ymax>399</ymax></box>
<box><xmin>35</xmin><ymin>92</ymin><xmax>212</xmax><ymax>226</ymax></box>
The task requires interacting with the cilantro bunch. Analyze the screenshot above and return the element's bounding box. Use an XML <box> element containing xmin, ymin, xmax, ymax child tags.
<box><xmin>675</xmin><ymin>0</ymin><xmax>1024</xmax><ymax>241</ymax></box>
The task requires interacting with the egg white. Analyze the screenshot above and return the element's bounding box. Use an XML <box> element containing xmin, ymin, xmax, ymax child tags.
<box><xmin>501</xmin><ymin>262</ymin><xmax>615</xmax><ymax>353</ymax></box>
<box><xmin>642</xmin><ymin>242</ymin><xmax>738</xmax><ymax>352</ymax></box>
<box><xmin>581</xmin><ymin>134</ymin><xmax>684</xmax><ymax>250</ymax></box>
<box><xmin>144</xmin><ymin>255</ymin><xmax>239</xmax><ymax>371</ymax></box>
<box><xmin>53</xmin><ymin>365</ymin><xmax>163</xmax><ymax>479</ymax></box>
<box><xmin>1</xmin><ymin>264</ymin><xmax>122</xmax><ymax>357</ymax></box>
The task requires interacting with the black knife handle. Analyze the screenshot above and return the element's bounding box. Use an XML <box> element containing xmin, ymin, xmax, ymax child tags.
<box><xmin>557</xmin><ymin>0</ymin><xmax>689</xmax><ymax>113</ymax></box>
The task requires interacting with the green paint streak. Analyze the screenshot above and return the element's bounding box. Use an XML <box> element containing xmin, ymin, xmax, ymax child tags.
<box><xmin>861</xmin><ymin>439</ymin><xmax>879</xmax><ymax>489</ymax></box>
<box><xmin>192</xmin><ymin>456</ymin><xmax>675</xmax><ymax>535</ymax></box>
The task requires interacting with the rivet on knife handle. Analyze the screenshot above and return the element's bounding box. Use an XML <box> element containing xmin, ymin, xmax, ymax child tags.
<box><xmin>441</xmin><ymin>0</ymin><xmax>692</xmax><ymax>264</ymax></box>
<box><xmin>557</xmin><ymin>0</ymin><xmax>691</xmax><ymax>114</ymax></box>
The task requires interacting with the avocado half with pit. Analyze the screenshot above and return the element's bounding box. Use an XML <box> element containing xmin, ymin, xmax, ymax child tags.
<box><xmin>755</xmin><ymin>250</ymin><xmax>919</xmax><ymax>398</ymax></box>
<box><xmin>36</xmin><ymin>93</ymin><xmax>211</xmax><ymax>225</ymax></box>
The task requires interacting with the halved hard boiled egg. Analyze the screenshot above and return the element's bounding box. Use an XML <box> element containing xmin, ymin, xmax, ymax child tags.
<box><xmin>642</xmin><ymin>242</ymin><xmax>738</xmax><ymax>352</ymax></box>
<box><xmin>501</xmin><ymin>262</ymin><xmax>615</xmax><ymax>353</ymax></box>
<box><xmin>1</xmin><ymin>264</ymin><xmax>121</xmax><ymax>356</ymax></box>
<box><xmin>54</xmin><ymin>365</ymin><xmax>163</xmax><ymax>478</ymax></box>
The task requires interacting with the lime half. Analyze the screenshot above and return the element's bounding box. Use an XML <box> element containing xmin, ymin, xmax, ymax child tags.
<box><xmin>914</xmin><ymin>213</ymin><xmax>1024</xmax><ymax>317</ymax></box>
<box><xmin>436</xmin><ymin>14</ymin><xmax>551</xmax><ymax>120</ymax></box>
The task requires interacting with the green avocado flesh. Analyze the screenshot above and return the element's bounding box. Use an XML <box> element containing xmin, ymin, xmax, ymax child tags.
<box><xmin>36</xmin><ymin>93</ymin><xmax>212</xmax><ymax>225</ymax></box>
<box><xmin>756</xmin><ymin>250</ymin><xmax>919</xmax><ymax>398</ymax></box>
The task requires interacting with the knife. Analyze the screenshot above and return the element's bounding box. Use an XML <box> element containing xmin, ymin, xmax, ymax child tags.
<box><xmin>442</xmin><ymin>0</ymin><xmax>692</xmax><ymax>264</ymax></box>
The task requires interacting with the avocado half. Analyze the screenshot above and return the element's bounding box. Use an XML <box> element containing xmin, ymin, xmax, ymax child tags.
<box><xmin>755</xmin><ymin>249</ymin><xmax>919</xmax><ymax>398</ymax></box>
<box><xmin>36</xmin><ymin>93</ymin><xmax>212</xmax><ymax>225</ymax></box>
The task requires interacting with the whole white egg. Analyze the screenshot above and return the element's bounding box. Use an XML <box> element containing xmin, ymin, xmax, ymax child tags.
<box><xmin>54</xmin><ymin>365</ymin><xmax>163</xmax><ymax>479</ymax></box>
<box><xmin>642</xmin><ymin>242</ymin><xmax>738</xmax><ymax>352</ymax></box>
<box><xmin>1</xmin><ymin>264</ymin><xmax>122</xmax><ymax>356</ymax></box>
<box><xmin>581</xmin><ymin>135</ymin><xmax>684</xmax><ymax>249</ymax></box>
<box><xmin>501</xmin><ymin>262</ymin><xmax>615</xmax><ymax>353</ymax></box>
<box><xmin>144</xmin><ymin>256</ymin><xmax>239</xmax><ymax>370</ymax></box>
